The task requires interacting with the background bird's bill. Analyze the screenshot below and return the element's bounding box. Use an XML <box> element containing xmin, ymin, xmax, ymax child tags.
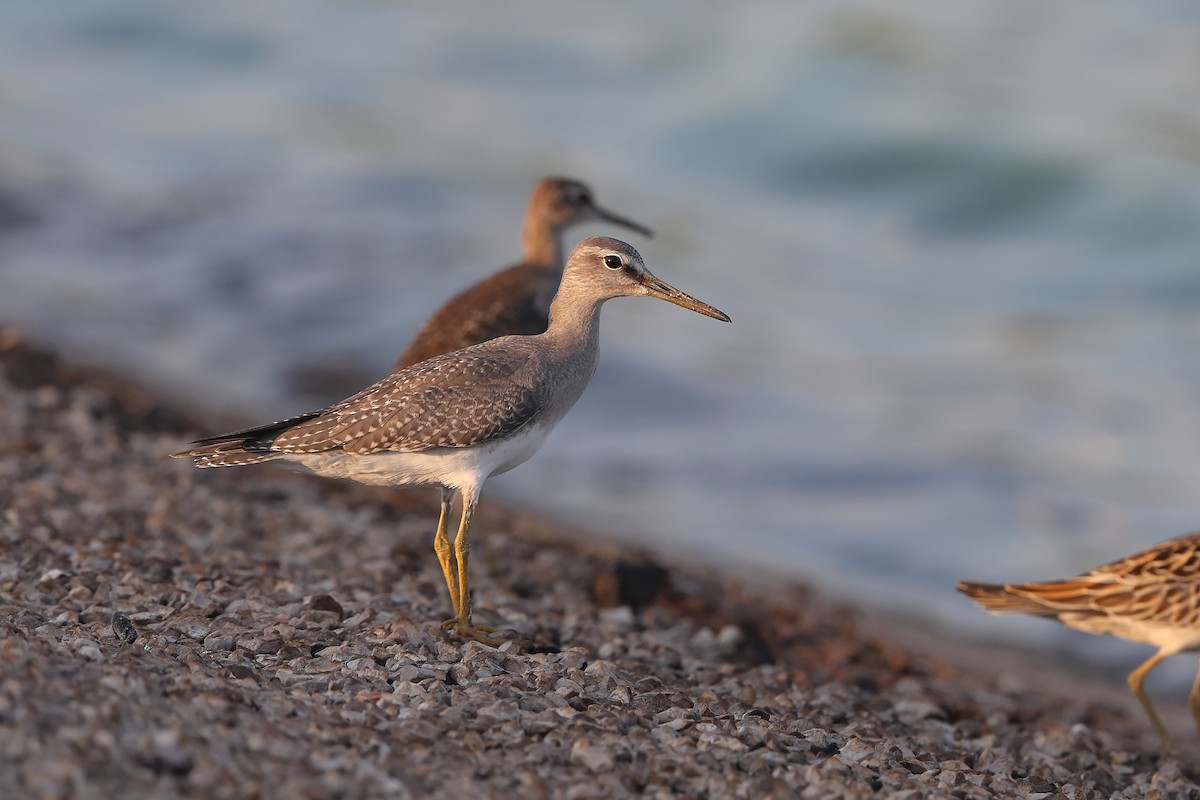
<box><xmin>593</xmin><ymin>205</ymin><xmax>654</xmax><ymax>238</ymax></box>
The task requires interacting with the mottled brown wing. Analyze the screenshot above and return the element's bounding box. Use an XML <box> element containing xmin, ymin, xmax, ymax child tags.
<box><xmin>999</xmin><ymin>575</ymin><xmax>1200</xmax><ymax>627</ymax></box>
<box><xmin>396</xmin><ymin>264</ymin><xmax>551</xmax><ymax>369</ymax></box>
<box><xmin>983</xmin><ymin>533</ymin><xmax>1200</xmax><ymax>626</ymax></box>
<box><xmin>264</xmin><ymin>341</ymin><xmax>545</xmax><ymax>455</ymax></box>
<box><xmin>1089</xmin><ymin>530</ymin><xmax>1200</xmax><ymax>581</ymax></box>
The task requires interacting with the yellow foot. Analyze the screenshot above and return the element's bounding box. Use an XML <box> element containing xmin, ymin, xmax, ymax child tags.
<box><xmin>440</xmin><ymin>618</ymin><xmax>504</xmax><ymax>646</ymax></box>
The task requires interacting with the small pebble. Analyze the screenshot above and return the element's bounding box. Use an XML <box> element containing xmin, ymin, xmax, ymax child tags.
<box><xmin>112</xmin><ymin>611</ymin><xmax>138</xmax><ymax>645</ymax></box>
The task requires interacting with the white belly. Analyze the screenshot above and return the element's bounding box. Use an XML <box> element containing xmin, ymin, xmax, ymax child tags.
<box><xmin>1060</xmin><ymin>611</ymin><xmax>1200</xmax><ymax>654</ymax></box>
<box><xmin>283</xmin><ymin>418</ymin><xmax>557</xmax><ymax>491</ymax></box>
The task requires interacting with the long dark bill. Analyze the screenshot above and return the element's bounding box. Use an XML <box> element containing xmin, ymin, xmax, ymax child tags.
<box><xmin>642</xmin><ymin>274</ymin><xmax>731</xmax><ymax>322</ymax></box>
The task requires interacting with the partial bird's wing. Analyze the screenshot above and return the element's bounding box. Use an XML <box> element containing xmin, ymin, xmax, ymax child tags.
<box><xmin>1057</xmin><ymin>531</ymin><xmax>1200</xmax><ymax>625</ymax></box>
<box><xmin>1089</xmin><ymin>530</ymin><xmax>1200</xmax><ymax>582</ymax></box>
<box><xmin>959</xmin><ymin>531</ymin><xmax>1200</xmax><ymax>626</ymax></box>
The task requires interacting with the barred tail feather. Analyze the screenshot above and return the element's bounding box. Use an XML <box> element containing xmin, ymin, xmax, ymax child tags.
<box><xmin>956</xmin><ymin>580</ymin><xmax>1061</xmax><ymax>617</ymax></box>
<box><xmin>188</xmin><ymin>410</ymin><xmax>325</xmax><ymax>447</ymax></box>
<box><xmin>171</xmin><ymin>409</ymin><xmax>327</xmax><ymax>468</ymax></box>
<box><xmin>170</xmin><ymin>441</ymin><xmax>282</xmax><ymax>468</ymax></box>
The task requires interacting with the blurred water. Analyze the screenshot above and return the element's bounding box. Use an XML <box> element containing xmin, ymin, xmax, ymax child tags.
<box><xmin>3</xmin><ymin>0</ymin><xmax>1200</xmax><ymax>670</ymax></box>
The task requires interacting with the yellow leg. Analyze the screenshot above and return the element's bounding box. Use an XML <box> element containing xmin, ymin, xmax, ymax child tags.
<box><xmin>432</xmin><ymin>488</ymin><xmax>459</xmax><ymax>615</ymax></box>
<box><xmin>438</xmin><ymin>491</ymin><xmax>503</xmax><ymax>646</ymax></box>
<box><xmin>1189</xmin><ymin>656</ymin><xmax>1200</xmax><ymax>740</ymax></box>
<box><xmin>1127</xmin><ymin>650</ymin><xmax>1172</xmax><ymax>750</ymax></box>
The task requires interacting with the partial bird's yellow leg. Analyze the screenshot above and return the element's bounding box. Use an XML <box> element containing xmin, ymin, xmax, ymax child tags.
<box><xmin>1127</xmin><ymin>650</ymin><xmax>1172</xmax><ymax>749</ymax></box>
<box><xmin>1189</xmin><ymin>655</ymin><xmax>1200</xmax><ymax>739</ymax></box>
<box><xmin>438</xmin><ymin>491</ymin><xmax>502</xmax><ymax>646</ymax></box>
<box><xmin>432</xmin><ymin>488</ymin><xmax>460</xmax><ymax>615</ymax></box>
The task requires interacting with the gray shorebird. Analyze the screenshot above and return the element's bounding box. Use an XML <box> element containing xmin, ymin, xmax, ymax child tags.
<box><xmin>394</xmin><ymin>177</ymin><xmax>652</xmax><ymax>370</ymax></box>
<box><xmin>959</xmin><ymin>531</ymin><xmax>1200</xmax><ymax>748</ymax></box>
<box><xmin>173</xmin><ymin>237</ymin><xmax>729</xmax><ymax>645</ymax></box>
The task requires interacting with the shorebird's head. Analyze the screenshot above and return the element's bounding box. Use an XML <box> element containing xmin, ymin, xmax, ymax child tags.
<box><xmin>532</xmin><ymin>178</ymin><xmax>653</xmax><ymax>238</ymax></box>
<box><xmin>560</xmin><ymin>236</ymin><xmax>730</xmax><ymax>322</ymax></box>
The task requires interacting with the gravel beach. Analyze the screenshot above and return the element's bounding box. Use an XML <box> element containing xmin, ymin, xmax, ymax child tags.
<box><xmin>1</xmin><ymin>329</ymin><xmax>1198</xmax><ymax>799</ymax></box>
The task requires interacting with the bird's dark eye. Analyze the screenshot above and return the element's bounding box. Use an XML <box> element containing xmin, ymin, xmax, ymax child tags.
<box><xmin>603</xmin><ymin>255</ymin><xmax>622</xmax><ymax>270</ymax></box>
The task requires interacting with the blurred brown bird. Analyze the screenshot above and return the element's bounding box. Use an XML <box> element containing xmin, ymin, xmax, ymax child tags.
<box><xmin>394</xmin><ymin>177</ymin><xmax>652</xmax><ymax>370</ymax></box>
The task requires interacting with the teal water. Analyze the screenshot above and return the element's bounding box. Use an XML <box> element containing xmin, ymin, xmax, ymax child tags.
<box><xmin>3</xmin><ymin>1</ymin><xmax>1200</xmax><ymax>673</ymax></box>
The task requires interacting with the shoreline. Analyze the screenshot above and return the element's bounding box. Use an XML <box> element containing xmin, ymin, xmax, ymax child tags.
<box><xmin>1</xmin><ymin>328</ymin><xmax>1196</xmax><ymax>798</ymax></box>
